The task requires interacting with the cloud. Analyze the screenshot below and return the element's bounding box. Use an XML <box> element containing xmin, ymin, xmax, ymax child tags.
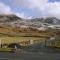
<box><xmin>15</xmin><ymin>12</ymin><xmax>32</xmax><ymax>19</ymax></box>
<box><xmin>1</xmin><ymin>0</ymin><xmax>60</xmax><ymax>19</ymax></box>
<box><xmin>12</xmin><ymin>0</ymin><xmax>60</xmax><ymax>19</ymax></box>
<box><xmin>0</xmin><ymin>2</ymin><xmax>12</xmax><ymax>14</ymax></box>
<box><xmin>14</xmin><ymin>12</ymin><xmax>32</xmax><ymax>19</ymax></box>
<box><xmin>0</xmin><ymin>2</ymin><xmax>29</xmax><ymax>19</ymax></box>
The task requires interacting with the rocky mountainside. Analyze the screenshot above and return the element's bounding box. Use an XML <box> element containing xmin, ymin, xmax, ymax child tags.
<box><xmin>0</xmin><ymin>14</ymin><xmax>60</xmax><ymax>30</ymax></box>
<box><xmin>0</xmin><ymin>14</ymin><xmax>22</xmax><ymax>22</ymax></box>
<box><xmin>0</xmin><ymin>14</ymin><xmax>60</xmax><ymax>49</ymax></box>
<box><xmin>30</xmin><ymin>17</ymin><xmax>60</xmax><ymax>25</ymax></box>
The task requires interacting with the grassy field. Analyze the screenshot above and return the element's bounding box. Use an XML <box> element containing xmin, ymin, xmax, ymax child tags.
<box><xmin>0</xmin><ymin>36</ymin><xmax>46</xmax><ymax>45</ymax></box>
<box><xmin>0</xmin><ymin>26</ymin><xmax>59</xmax><ymax>47</ymax></box>
<box><xmin>0</xmin><ymin>48</ymin><xmax>14</xmax><ymax>52</ymax></box>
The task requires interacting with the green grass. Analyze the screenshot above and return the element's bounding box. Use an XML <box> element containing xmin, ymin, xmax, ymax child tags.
<box><xmin>0</xmin><ymin>48</ymin><xmax>14</xmax><ymax>52</ymax></box>
<box><xmin>0</xmin><ymin>36</ymin><xmax>45</xmax><ymax>44</ymax></box>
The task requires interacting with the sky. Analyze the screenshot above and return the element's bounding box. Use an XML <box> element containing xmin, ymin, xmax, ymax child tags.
<box><xmin>0</xmin><ymin>0</ymin><xmax>60</xmax><ymax>19</ymax></box>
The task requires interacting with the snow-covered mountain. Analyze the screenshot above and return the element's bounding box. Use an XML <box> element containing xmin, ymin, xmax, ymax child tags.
<box><xmin>0</xmin><ymin>14</ymin><xmax>60</xmax><ymax>31</ymax></box>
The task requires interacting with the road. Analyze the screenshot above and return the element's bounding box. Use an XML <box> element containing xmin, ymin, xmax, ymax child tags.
<box><xmin>0</xmin><ymin>52</ymin><xmax>60</xmax><ymax>60</ymax></box>
<box><xmin>0</xmin><ymin>42</ymin><xmax>60</xmax><ymax>60</ymax></box>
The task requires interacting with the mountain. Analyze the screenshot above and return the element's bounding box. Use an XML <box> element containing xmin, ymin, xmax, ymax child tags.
<box><xmin>44</xmin><ymin>17</ymin><xmax>60</xmax><ymax>25</ymax></box>
<box><xmin>30</xmin><ymin>17</ymin><xmax>60</xmax><ymax>25</ymax></box>
<box><xmin>0</xmin><ymin>14</ymin><xmax>60</xmax><ymax>48</ymax></box>
<box><xmin>28</xmin><ymin>17</ymin><xmax>60</xmax><ymax>30</ymax></box>
<box><xmin>0</xmin><ymin>14</ymin><xmax>60</xmax><ymax>26</ymax></box>
<box><xmin>0</xmin><ymin>14</ymin><xmax>59</xmax><ymax>31</ymax></box>
<box><xmin>0</xmin><ymin>14</ymin><xmax>58</xmax><ymax>37</ymax></box>
<box><xmin>0</xmin><ymin>14</ymin><xmax>22</xmax><ymax>22</ymax></box>
<box><xmin>31</xmin><ymin>17</ymin><xmax>60</xmax><ymax>25</ymax></box>
<box><xmin>0</xmin><ymin>14</ymin><xmax>27</xmax><ymax>28</ymax></box>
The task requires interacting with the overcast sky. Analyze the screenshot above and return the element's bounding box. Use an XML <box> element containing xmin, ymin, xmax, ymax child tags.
<box><xmin>0</xmin><ymin>0</ymin><xmax>60</xmax><ymax>19</ymax></box>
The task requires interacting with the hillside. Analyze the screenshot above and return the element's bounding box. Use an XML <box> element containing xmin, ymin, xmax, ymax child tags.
<box><xmin>0</xmin><ymin>14</ymin><xmax>59</xmax><ymax>47</ymax></box>
<box><xmin>0</xmin><ymin>14</ymin><xmax>59</xmax><ymax>37</ymax></box>
<box><xmin>0</xmin><ymin>14</ymin><xmax>22</xmax><ymax>22</ymax></box>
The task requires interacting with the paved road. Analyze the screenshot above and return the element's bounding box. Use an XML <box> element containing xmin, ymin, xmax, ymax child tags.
<box><xmin>0</xmin><ymin>42</ymin><xmax>60</xmax><ymax>60</ymax></box>
<box><xmin>0</xmin><ymin>52</ymin><xmax>60</xmax><ymax>60</ymax></box>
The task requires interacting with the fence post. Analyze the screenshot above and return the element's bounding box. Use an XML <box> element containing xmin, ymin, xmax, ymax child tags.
<box><xmin>0</xmin><ymin>39</ymin><xmax>1</xmax><ymax>48</ymax></box>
